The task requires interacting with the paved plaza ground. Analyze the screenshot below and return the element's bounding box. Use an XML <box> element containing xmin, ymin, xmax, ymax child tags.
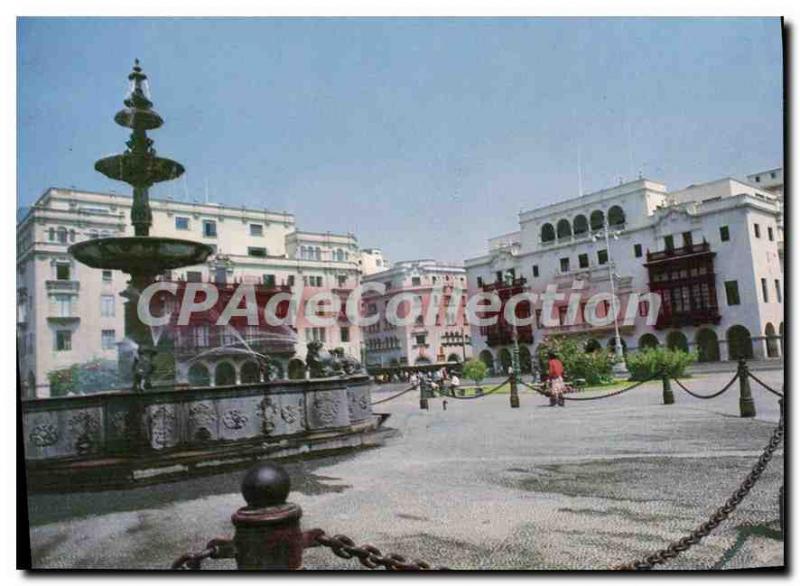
<box><xmin>25</xmin><ymin>367</ymin><xmax>784</xmax><ymax>570</ymax></box>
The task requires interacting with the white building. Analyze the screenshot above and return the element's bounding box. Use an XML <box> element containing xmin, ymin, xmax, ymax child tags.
<box><xmin>465</xmin><ymin>176</ymin><xmax>784</xmax><ymax>374</ymax></box>
<box><xmin>358</xmin><ymin>248</ymin><xmax>390</xmax><ymax>276</ymax></box>
<box><xmin>361</xmin><ymin>260</ymin><xmax>472</xmax><ymax>369</ymax></box>
<box><xmin>746</xmin><ymin>167</ymin><xmax>784</xmax><ymax>269</ymax></box>
<box><xmin>17</xmin><ymin>188</ymin><xmax>371</xmax><ymax>398</ymax></box>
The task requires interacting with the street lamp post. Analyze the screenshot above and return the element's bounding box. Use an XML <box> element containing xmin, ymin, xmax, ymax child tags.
<box><xmin>597</xmin><ymin>220</ymin><xmax>629</xmax><ymax>378</ymax></box>
<box><xmin>503</xmin><ymin>272</ymin><xmax>521</xmax><ymax>408</ymax></box>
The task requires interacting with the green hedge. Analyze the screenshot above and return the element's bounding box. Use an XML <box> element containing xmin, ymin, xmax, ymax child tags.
<box><xmin>535</xmin><ymin>336</ymin><xmax>615</xmax><ymax>385</ymax></box>
<box><xmin>626</xmin><ymin>347</ymin><xmax>696</xmax><ymax>381</ymax></box>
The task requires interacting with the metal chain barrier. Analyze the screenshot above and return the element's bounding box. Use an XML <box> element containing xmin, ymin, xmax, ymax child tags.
<box><xmin>518</xmin><ymin>378</ymin><xmax>553</xmax><ymax>397</ymax></box>
<box><xmin>519</xmin><ymin>373</ymin><xmax>659</xmax><ymax>401</ymax></box>
<box><xmin>672</xmin><ymin>371</ymin><xmax>739</xmax><ymax>400</ymax></box>
<box><xmin>430</xmin><ymin>377</ymin><xmax>511</xmax><ymax>400</ymax></box>
<box><xmin>172</xmin><ymin>360</ymin><xmax>783</xmax><ymax>572</ymax></box>
<box><xmin>370</xmin><ymin>384</ymin><xmax>419</xmax><ymax>406</ymax></box>
<box><xmin>171</xmin><ymin>537</ymin><xmax>235</xmax><ymax>570</ymax></box>
<box><xmin>312</xmin><ymin>530</ymin><xmax>446</xmax><ymax>570</ymax></box>
<box><xmin>612</xmin><ymin>414</ymin><xmax>784</xmax><ymax>570</ymax></box>
<box><xmin>747</xmin><ymin>371</ymin><xmax>784</xmax><ymax>398</ymax></box>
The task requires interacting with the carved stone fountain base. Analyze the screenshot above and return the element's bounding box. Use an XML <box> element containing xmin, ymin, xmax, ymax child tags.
<box><xmin>22</xmin><ymin>376</ymin><xmax>395</xmax><ymax>492</ymax></box>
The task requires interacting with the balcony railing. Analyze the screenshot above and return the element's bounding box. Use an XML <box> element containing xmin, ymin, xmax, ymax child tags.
<box><xmin>646</xmin><ymin>242</ymin><xmax>711</xmax><ymax>263</ymax></box>
<box><xmin>485</xmin><ymin>327</ymin><xmax>533</xmax><ymax>347</ymax></box>
<box><xmin>655</xmin><ymin>308</ymin><xmax>721</xmax><ymax>330</ymax></box>
<box><xmin>46</xmin><ymin>280</ymin><xmax>80</xmax><ymax>292</ymax></box>
<box><xmin>480</xmin><ymin>277</ymin><xmax>527</xmax><ymax>292</ymax></box>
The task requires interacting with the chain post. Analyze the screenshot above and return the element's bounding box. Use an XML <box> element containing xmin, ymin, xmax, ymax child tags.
<box><xmin>231</xmin><ymin>462</ymin><xmax>305</xmax><ymax>570</ymax></box>
<box><xmin>419</xmin><ymin>381</ymin><xmax>429</xmax><ymax>410</ymax></box>
<box><xmin>509</xmin><ymin>371</ymin><xmax>520</xmax><ymax>409</ymax></box>
<box><xmin>662</xmin><ymin>372</ymin><xmax>674</xmax><ymax>405</ymax></box>
<box><xmin>738</xmin><ymin>358</ymin><xmax>756</xmax><ymax>418</ymax></box>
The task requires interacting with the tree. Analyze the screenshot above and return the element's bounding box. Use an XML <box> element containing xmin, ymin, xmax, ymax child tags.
<box><xmin>463</xmin><ymin>358</ymin><xmax>488</xmax><ymax>386</ymax></box>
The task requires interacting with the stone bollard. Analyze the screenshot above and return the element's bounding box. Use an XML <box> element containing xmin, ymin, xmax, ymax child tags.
<box><xmin>232</xmin><ymin>462</ymin><xmax>304</xmax><ymax>570</ymax></box>
<box><xmin>662</xmin><ymin>374</ymin><xmax>674</xmax><ymax>405</ymax></box>
<box><xmin>737</xmin><ymin>358</ymin><xmax>756</xmax><ymax>418</ymax></box>
<box><xmin>509</xmin><ymin>371</ymin><xmax>520</xmax><ymax>409</ymax></box>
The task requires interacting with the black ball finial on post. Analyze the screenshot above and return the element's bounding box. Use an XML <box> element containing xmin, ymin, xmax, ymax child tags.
<box><xmin>241</xmin><ymin>462</ymin><xmax>291</xmax><ymax>508</ymax></box>
<box><xmin>232</xmin><ymin>461</ymin><xmax>304</xmax><ymax>570</ymax></box>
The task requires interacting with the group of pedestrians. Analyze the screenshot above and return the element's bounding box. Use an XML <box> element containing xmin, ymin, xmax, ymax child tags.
<box><xmin>411</xmin><ymin>368</ymin><xmax>460</xmax><ymax>395</ymax></box>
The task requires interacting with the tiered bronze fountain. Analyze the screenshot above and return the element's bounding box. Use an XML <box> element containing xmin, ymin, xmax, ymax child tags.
<box><xmin>69</xmin><ymin>60</ymin><xmax>213</xmax><ymax>390</ymax></box>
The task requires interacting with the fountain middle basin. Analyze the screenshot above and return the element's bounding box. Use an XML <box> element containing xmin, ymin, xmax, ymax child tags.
<box><xmin>69</xmin><ymin>236</ymin><xmax>213</xmax><ymax>274</ymax></box>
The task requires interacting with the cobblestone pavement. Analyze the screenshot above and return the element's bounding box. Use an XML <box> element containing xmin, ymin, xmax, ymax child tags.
<box><xmin>26</xmin><ymin>368</ymin><xmax>784</xmax><ymax>570</ymax></box>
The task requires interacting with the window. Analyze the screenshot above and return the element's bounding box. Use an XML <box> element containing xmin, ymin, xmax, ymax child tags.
<box><xmin>754</xmin><ymin>223</ymin><xmax>761</xmax><ymax>239</ymax></box>
<box><xmin>724</xmin><ymin>280</ymin><xmax>741</xmax><ymax>306</ymax></box>
<box><xmin>48</xmin><ymin>227</ymin><xmax>55</xmax><ymax>241</ymax></box>
<box><xmin>477</xmin><ymin>276</ymin><xmax>484</xmax><ymax>287</ymax></box>
<box><xmin>415</xmin><ymin>334</ymin><xmax>427</xmax><ymax>346</ymax></box>
<box><xmin>597</xmin><ymin>249</ymin><xmax>608</xmax><ymax>265</ymax></box>
<box><xmin>532</xmin><ymin>265</ymin><xmax>539</xmax><ymax>278</ymax></box>
<box><xmin>54</xmin><ymin>294</ymin><xmax>71</xmax><ymax>317</ymax></box>
<box><xmin>412</xmin><ymin>276</ymin><xmax>421</xmax><ymax>286</ymax></box>
<box><xmin>535</xmin><ymin>309</ymin><xmax>543</xmax><ymax>329</ymax></box>
<box><xmin>775</xmin><ymin>279</ymin><xmax>782</xmax><ymax>303</ymax></box>
<box><xmin>57</xmin><ymin>227</ymin><xmax>68</xmax><ymax>244</ymax></box>
<box><xmin>263</xmin><ymin>274</ymin><xmax>276</xmax><ymax>287</ymax></box>
<box><xmin>287</xmin><ymin>275</ymin><xmax>295</xmax><ymax>287</ymax></box>
<box><xmin>755</xmin><ymin>175</ymin><xmax>761</xmax><ymax>183</ymax></box>
<box><xmin>175</xmin><ymin>217</ymin><xmax>190</xmax><ymax>230</ymax></box>
<box><xmin>303</xmin><ymin>275</ymin><xmax>323</xmax><ymax>287</ymax></box>
<box><xmin>248</xmin><ymin>247</ymin><xmax>267</xmax><ymax>258</ymax></box>
<box><xmin>761</xmin><ymin>278</ymin><xmax>769</xmax><ymax>303</ymax></box>
<box><xmin>770</xmin><ymin>172</ymin><xmax>776</xmax><ymax>179</ymax></box>
<box><xmin>578</xmin><ymin>253</ymin><xmax>589</xmax><ymax>269</ymax></box>
<box><xmin>768</xmin><ymin>226</ymin><xmax>774</xmax><ymax>241</ymax></box>
<box><xmin>633</xmin><ymin>244</ymin><xmax>642</xmax><ymax>258</ymax></box>
<box><xmin>305</xmin><ymin>327</ymin><xmax>326</xmax><ymax>343</ymax></box>
<box><xmin>560</xmin><ymin>257</ymin><xmax>570</xmax><ymax>273</ymax></box>
<box><xmin>194</xmin><ymin>326</ymin><xmax>210</xmax><ymax>348</ymax></box>
<box><xmin>682</xmin><ymin>231</ymin><xmax>693</xmax><ymax>248</ymax></box>
<box><xmin>664</xmin><ymin>235</ymin><xmax>675</xmax><ymax>251</ymax></box>
<box><xmin>101</xmin><ymin>329</ymin><xmax>116</xmax><ymax>350</ymax></box>
<box><xmin>56</xmin><ymin>263</ymin><xmax>71</xmax><ymax>281</ymax></box>
<box><xmin>720</xmin><ymin>226</ymin><xmax>730</xmax><ymax>242</ymax></box>
<box><xmin>55</xmin><ymin>330</ymin><xmax>72</xmax><ymax>351</ymax></box>
<box><xmin>250</xmin><ymin>223</ymin><xmax>263</xmax><ymax>236</ymax></box>
<box><xmin>187</xmin><ymin>271</ymin><xmax>202</xmax><ymax>282</ymax></box>
<box><xmin>202</xmin><ymin>220</ymin><xmax>217</xmax><ymax>238</ymax></box>
<box><xmin>638</xmin><ymin>300</ymin><xmax>650</xmax><ymax>317</ymax></box>
<box><xmin>102</xmin><ymin>270</ymin><xmax>113</xmax><ymax>282</ymax></box>
<box><xmin>101</xmin><ymin>295</ymin><xmax>115</xmax><ymax>317</ymax></box>
<box><xmin>340</xmin><ymin>327</ymin><xmax>350</xmax><ymax>342</ymax></box>
<box><xmin>337</xmin><ymin>275</ymin><xmax>347</xmax><ymax>287</ymax></box>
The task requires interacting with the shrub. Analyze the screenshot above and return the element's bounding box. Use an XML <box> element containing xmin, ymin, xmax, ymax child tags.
<box><xmin>535</xmin><ymin>336</ymin><xmax>615</xmax><ymax>385</ymax></box>
<box><xmin>463</xmin><ymin>358</ymin><xmax>488</xmax><ymax>386</ymax></box>
<box><xmin>626</xmin><ymin>347</ymin><xmax>697</xmax><ymax>381</ymax></box>
<box><xmin>48</xmin><ymin>358</ymin><xmax>121</xmax><ymax>396</ymax></box>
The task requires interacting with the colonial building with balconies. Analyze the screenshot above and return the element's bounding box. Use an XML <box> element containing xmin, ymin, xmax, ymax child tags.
<box><xmin>360</xmin><ymin>259</ymin><xmax>472</xmax><ymax>370</ymax></box>
<box><xmin>465</xmin><ymin>174</ymin><xmax>784</xmax><ymax>374</ymax></box>
<box><xmin>17</xmin><ymin>188</ymin><xmax>376</xmax><ymax>398</ymax></box>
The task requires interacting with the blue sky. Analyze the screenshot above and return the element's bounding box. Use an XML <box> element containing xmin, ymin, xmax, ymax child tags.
<box><xmin>17</xmin><ymin>17</ymin><xmax>783</xmax><ymax>262</ymax></box>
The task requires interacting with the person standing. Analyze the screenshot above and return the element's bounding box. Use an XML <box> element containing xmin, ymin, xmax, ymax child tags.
<box><xmin>547</xmin><ymin>351</ymin><xmax>566</xmax><ymax>407</ymax></box>
<box><xmin>449</xmin><ymin>373</ymin><xmax>460</xmax><ymax>396</ymax></box>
